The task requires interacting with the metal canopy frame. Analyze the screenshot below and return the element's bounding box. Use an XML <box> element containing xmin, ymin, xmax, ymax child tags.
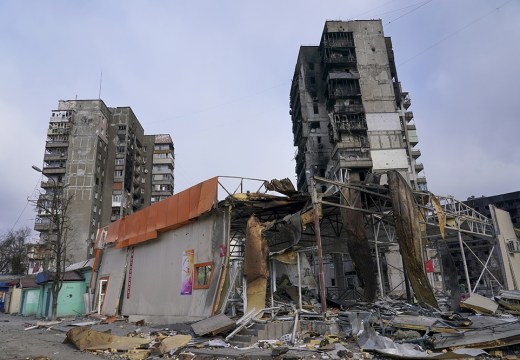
<box><xmin>310</xmin><ymin>175</ymin><xmax>500</xmax><ymax>301</ymax></box>
<box><xmin>212</xmin><ymin>175</ymin><xmax>503</xmax><ymax>314</ymax></box>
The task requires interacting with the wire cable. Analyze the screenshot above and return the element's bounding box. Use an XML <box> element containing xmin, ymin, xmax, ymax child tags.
<box><xmin>386</xmin><ymin>0</ymin><xmax>433</xmax><ymax>25</ymax></box>
<box><xmin>10</xmin><ymin>174</ymin><xmax>43</xmax><ymax>232</ymax></box>
<box><xmin>399</xmin><ymin>0</ymin><xmax>513</xmax><ymax>66</ymax></box>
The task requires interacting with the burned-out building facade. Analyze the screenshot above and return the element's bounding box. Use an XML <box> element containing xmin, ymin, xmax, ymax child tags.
<box><xmin>290</xmin><ymin>20</ymin><xmax>424</xmax><ymax>192</ymax></box>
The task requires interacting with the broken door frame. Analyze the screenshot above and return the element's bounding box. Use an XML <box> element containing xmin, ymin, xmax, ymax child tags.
<box><xmin>97</xmin><ymin>276</ymin><xmax>109</xmax><ymax>314</ymax></box>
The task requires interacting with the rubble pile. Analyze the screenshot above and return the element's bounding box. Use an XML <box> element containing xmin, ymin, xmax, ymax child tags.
<box><xmin>55</xmin><ymin>293</ymin><xmax>520</xmax><ymax>359</ymax></box>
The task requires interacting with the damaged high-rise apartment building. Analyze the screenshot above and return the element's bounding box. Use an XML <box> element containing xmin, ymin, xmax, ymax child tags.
<box><xmin>289</xmin><ymin>20</ymin><xmax>427</xmax><ymax>300</ymax></box>
<box><xmin>290</xmin><ymin>20</ymin><xmax>424</xmax><ymax>191</ymax></box>
<box><xmin>34</xmin><ymin>100</ymin><xmax>175</xmax><ymax>264</ymax></box>
<box><xmin>289</xmin><ymin>20</ymin><xmax>520</xmax><ymax>301</ymax></box>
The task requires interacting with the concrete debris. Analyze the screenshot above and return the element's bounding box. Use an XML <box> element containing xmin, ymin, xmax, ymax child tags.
<box><xmin>460</xmin><ymin>293</ymin><xmax>499</xmax><ymax>314</ymax></box>
<box><xmin>496</xmin><ymin>290</ymin><xmax>520</xmax><ymax>313</ymax></box>
<box><xmin>158</xmin><ymin>334</ymin><xmax>192</xmax><ymax>355</ymax></box>
<box><xmin>190</xmin><ymin>313</ymin><xmax>235</xmax><ymax>336</ymax></box>
<box><xmin>358</xmin><ymin>321</ymin><xmax>487</xmax><ymax>359</ymax></box>
<box><xmin>57</xmin><ymin>296</ymin><xmax>520</xmax><ymax>359</ymax></box>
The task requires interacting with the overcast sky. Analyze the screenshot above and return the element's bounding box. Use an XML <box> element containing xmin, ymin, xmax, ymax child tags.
<box><xmin>1</xmin><ymin>0</ymin><xmax>518</xmax><ymax>235</ymax></box>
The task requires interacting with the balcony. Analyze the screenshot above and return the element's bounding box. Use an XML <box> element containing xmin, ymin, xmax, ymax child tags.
<box><xmin>327</xmin><ymin>71</ymin><xmax>360</xmax><ymax>81</ymax></box>
<box><xmin>47</xmin><ymin>127</ymin><xmax>70</xmax><ymax>136</ymax></box>
<box><xmin>332</xmin><ymin>104</ymin><xmax>364</xmax><ymax>114</ymax></box>
<box><xmin>44</xmin><ymin>152</ymin><xmax>67</xmax><ymax>161</ymax></box>
<box><xmin>404</xmin><ymin>111</ymin><xmax>414</xmax><ymax>122</ymax></box>
<box><xmin>332</xmin><ymin>146</ymin><xmax>372</xmax><ymax>169</ymax></box>
<box><xmin>401</xmin><ymin>92</ymin><xmax>411</xmax><ymax>109</ymax></box>
<box><xmin>328</xmin><ymin>86</ymin><xmax>361</xmax><ymax>100</ymax></box>
<box><xmin>34</xmin><ymin>217</ymin><xmax>55</xmax><ymax>232</ymax></box>
<box><xmin>336</xmin><ymin>119</ymin><xmax>367</xmax><ymax>132</ymax></box>
<box><xmin>407</xmin><ymin>124</ymin><xmax>416</xmax><ymax>131</ymax></box>
<box><xmin>322</xmin><ymin>38</ymin><xmax>354</xmax><ymax>48</ymax></box>
<box><xmin>46</xmin><ymin>141</ymin><xmax>68</xmax><ymax>148</ymax></box>
<box><xmin>411</xmin><ymin>149</ymin><xmax>421</xmax><ymax>159</ymax></box>
<box><xmin>152</xmin><ymin>190</ymin><xmax>172</xmax><ymax>198</ymax></box>
<box><xmin>152</xmin><ymin>157</ymin><xmax>175</xmax><ymax>166</ymax></box>
<box><xmin>408</xmin><ymin>130</ymin><xmax>419</xmax><ymax>146</ymax></box>
<box><xmin>415</xmin><ymin>163</ymin><xmax>425</xmax><ymax>172</ymax></box>
<box><xmin>40</xmin><ymin>180</ymin><xmax>64</xmax><ymax>189</ymax></box>
<box><xmin>324</xmin><ymin>54</ymin><xmax>356</xmax><ymax>66</ymax></box>
<box><xmin>42</xmin><ymin>166</ymin><xmax>66</xmax><ymax>175</ymax></box>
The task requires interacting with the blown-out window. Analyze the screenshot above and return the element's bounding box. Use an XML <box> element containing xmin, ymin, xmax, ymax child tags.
<box><xmin>193</xmin><ymin>262</ymin><xmax>213</xmax><ymax>289</ymax></box>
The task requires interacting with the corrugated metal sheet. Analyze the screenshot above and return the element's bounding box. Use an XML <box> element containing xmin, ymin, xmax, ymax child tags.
<box><xmin>104</xmin><ymin>177</ymin><xmax>218</xmax><ymax>248</ymax></box>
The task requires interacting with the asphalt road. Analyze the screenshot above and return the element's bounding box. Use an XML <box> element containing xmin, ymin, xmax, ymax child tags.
<box><xmin>0</xmin><ymin>313</ymin><xmax>99</xmax><ymax>360</ymax></box>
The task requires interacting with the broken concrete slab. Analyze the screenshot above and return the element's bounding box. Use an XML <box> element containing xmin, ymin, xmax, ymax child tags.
<box><xmin>496</xmin><ymin>290</ymin><xmax>520</xmax><ymax>312</ymax></box>
<box><xmin>191</xmin><ymin>313</ymin><xmax>235</xmax><ymax>336</ymax></box>
<box><xmin>358</xmin><ymin>321</ymin><xmax>487</xmax><ymax>359</ymax></box>
<box><xmin>432</xmin><ymin>320</ymin><xmax>520</xmax><ymax>350</ymax></box>
<box><xmin>460</xmin><ymin>293</ymin><xmax>498</xmax><ymax>314</ymax></box>
<box><xmin>389</xmin><ymin>314</ymin><xmax>465</xmax><ymax>333</ymax></box>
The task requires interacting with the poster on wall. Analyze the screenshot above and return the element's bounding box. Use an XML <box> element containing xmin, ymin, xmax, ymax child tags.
<box><xmin>180</xmin><ymin>249</ymin><xmax>194</xmax><ymax>295</ymax></box>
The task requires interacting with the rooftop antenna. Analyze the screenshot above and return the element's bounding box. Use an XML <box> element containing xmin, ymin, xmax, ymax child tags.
<box><xmin>98</xmin><ymin>71</ymin><xmax>103</xmax><ymax>100</ymax></box>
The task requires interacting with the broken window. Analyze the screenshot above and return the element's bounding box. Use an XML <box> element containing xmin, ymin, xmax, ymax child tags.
<box><xmin>310</xmin><ymin>122</ymin><xmax>321</xmax><ymax>130</ymax></box>
<box><xmin>193</xmin><ymin>262</ymin><xmax>213</xmax><ymax>289</ymax></box>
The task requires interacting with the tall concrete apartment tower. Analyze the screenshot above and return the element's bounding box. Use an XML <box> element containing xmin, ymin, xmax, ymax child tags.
<box><xmin>290</xmin><ymin>20</ymin><xmax>425</xmax><ymax>191</ymax></box>
<box><xmin>34</xmin><ymin>100</ymin><xmax>175</xmax><ymax>264</ymax></box>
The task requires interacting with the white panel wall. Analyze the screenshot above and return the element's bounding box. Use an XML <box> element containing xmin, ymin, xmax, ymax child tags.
<box><xmin>371</xmin><ymin>149</ymin><xmax>409</xmax><ymax>170</ymax></box>
<box><xmin>366</xmin><ymin>112</ymin><xmax>401</xmax><ymax>131</ymax></box>
<box><xmin>119</xmin><ymin>210</ymin><xmax>228</xmax><ymax>323</ymax></box>
<box><xmin>491</xmin><ymin>206</ymin><xmax>520</xmax><ymax>290</ymax></box>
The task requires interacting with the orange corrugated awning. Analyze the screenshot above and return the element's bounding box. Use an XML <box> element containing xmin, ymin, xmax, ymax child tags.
<box><xmin>104</xmin><ymin>177</ymin><xmax>218</xmax><ymax>249</ymax></box>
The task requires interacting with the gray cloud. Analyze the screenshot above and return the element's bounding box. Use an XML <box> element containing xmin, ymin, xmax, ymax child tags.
<box><xmin>1</xmin><ymin>0</ymin><xmax>518</xmax><ymax>233</ymax></box>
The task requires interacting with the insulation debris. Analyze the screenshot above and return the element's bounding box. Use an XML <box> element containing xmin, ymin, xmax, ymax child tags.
<box><xmin>66</xmin><ymin>327</ymin><xmax>150</xmax><ymax>351</ymax></box>
<box><xmin>388</xmin><ymin>170</ymin><xmax>438</xmax><ymax>309</ymax></box>
<box><xmin>244</xmin><ymin>215</ymin><xmax>270</xmax><ymax>315</ymax></box>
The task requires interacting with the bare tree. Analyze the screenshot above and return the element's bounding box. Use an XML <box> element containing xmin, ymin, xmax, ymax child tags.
<box><xmin>33</xmin><ymin>167</ymin><xmax>74</xmax><ymax>321</ymax></box>
<box><xmin>0</xmin><ymin>227</ymin><xmax>31</xmax><ymax>274</ymax></box>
